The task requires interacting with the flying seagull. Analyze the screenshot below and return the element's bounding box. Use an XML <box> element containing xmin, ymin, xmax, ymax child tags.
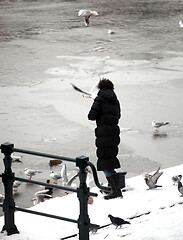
<box><xmin>71</xmin><ymin>82</ymin><xmax>99</xmax><ymax>99</ymax></box>
<box><xmin>144</xmin><ymin>167</ymin><xmax>163</xmax><ymax>189</ymax></box>
<box><xmin>24</xmin><ymin>168</ymin><xmax>42</xmax><ymax>180</ymax></box>
<box><xmin>152</xmin><ymin>120</ymin><xmax>169</xmax><ymax>130</ymax></box>
<box><xmin>78</xmin><ymin>9</ymin><xmax>98</xmax><ymax>27</ymax></box>
<box><xmin>108</xmin><ymin>214</ymin><xmax>130</xmax><ymax>228</ymax></box>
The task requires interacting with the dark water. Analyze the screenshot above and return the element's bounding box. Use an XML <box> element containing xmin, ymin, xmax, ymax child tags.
<box><xmin>0</xmin><ymin>0</ymin><xmax>183</xmax><ymax>213</ymax></box>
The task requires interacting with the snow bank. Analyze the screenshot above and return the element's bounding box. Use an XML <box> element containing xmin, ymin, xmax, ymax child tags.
<box><xmin>0</xmin><ymin>164</ymin><xmax>183</xmax><ymax>240</ymax></box>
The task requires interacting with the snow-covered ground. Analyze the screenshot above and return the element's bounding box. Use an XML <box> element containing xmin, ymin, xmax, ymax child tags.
<box><xmin>0</xmin><ymin>164</ymin><xmax>183</xmax><ymax>240</ymax></box>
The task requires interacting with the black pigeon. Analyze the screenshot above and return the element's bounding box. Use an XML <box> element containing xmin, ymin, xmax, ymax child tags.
<box><xmin>178</xmin><ymin>180</ymin><xmax>183</xmax><ymax>196</ymax></box>
<box><xmin>108</xmin><ymin>214</ymin><xmax>130</xmax><ymax>228</ymax></box>
<box><xmin>89</xmin><ymin>224</ymin><xmax>100</xmax><ymax>233</ymax></box>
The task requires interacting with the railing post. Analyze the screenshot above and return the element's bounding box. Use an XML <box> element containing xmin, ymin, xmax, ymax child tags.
<box><xmin>1</xmin><ymin>142</ymin><xmax>19</xmax><ymax>235</ymax></box>
<box><xmin>76</xmin><ymin>156</ymin><xmax>90</xmax><ymax>240</ymax></box>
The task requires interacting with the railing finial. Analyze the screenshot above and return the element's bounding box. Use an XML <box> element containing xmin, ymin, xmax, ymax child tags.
<box><xmin>1</xmin><ymin>142</ymin><xmax>14</xmax><ymax>174</ymax></box>
<box><xmin>1</xmin><ymin>142</ymin><xmax>19</xmax><ymax>235</ymax></box>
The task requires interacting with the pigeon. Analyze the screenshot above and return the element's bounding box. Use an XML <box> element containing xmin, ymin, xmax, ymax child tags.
<box><xmin>24</xmin><ymin>168</ymin><xmax>42</xmax><ymax>180</ymax></box>
<box><xmin>32</xmin><ymin>189</ymin><xmax>52</xmax><ymax>205</ymax></box>
<box><xmin>172</xmin><ymin>175</ymin><xmax>182</xmax><ymax>185</ymax></box>
<box><xmin>178</xmin><ymin>180</ymin><xmax>183</xmax><ymax>197</ymax></box>
<box><xmin>152</xmin><ymin>121</ymin><xmax>169</xmax><ymax>130</ymax></box>
<box><xmin>144</xmin><ymin>167</ymin><xmax>163</xmax><ymax>189</ymax></box>
<box><xmin>61</xmin><ymin>164</ymin><xmax>68</xmax><ymax>185</ymax></box>
<box><xmin>89</xmin><ymin>224</ymin><xmax>100</xmax><ymax>233</ymax></box>
<box><xmin>13</xmin><ymin>180</ymin><xmax>23</xmax><ymax>193</ymax></box>
<box><xmin>179</xmin><ymin>20</ymin><xmax>183</xmax><ymax>28</ymax></box>
<box><xmin>78</xmin><ymin>9</ymin><xmax>98</xmax><ymax>27</ymax></box>
<box><xmin>108</xmin><ymin>214</ymin><xmax>130</xmax><ymax>228</ymax></box>
<box><xmin>50</xmin><ymin>170</ymin><xmax>62</xmax><ymax>184</ymax></box>
<box><xmin>71</xmin><ymin>82</ymin><xmax>99</xmax><ymax>99</ymax></box>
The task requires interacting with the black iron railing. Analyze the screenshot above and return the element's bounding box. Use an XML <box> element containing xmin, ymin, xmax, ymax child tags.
<box><xmin>0</xmin><ymin>142</ymin><xmax>110</xmax><ymax>240</ymax></box>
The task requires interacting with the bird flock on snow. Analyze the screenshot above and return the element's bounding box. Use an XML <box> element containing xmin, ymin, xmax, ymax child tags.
<box><xmin>1</xmin><ymin>153</ymin><xmax>183</xmax><ymax>234</ymax></box>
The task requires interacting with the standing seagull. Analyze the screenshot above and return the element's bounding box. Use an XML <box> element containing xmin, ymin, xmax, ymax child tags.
<box><xmin>108</xmin><ymin>214</ymin><xmax>130</xmax><ymax>228</ymax></box>
<box><xmin>50</xmin><ymin>170</ymin><xmax>62</xmax><ymax>184</ymax></box>
<box><xmin>61</xmin><ymin>164</ymin><xmax>68</xmax><ymax>185</ymax></box>
<box><xmin>152</xmin><ymin>120</ymin><xmax>169</xmax><ymax>130</ymax></box>
<box><xmin>24</xmin><ymin>168</ymin><xmax>41</xmax><ymax>180</ymax></box>
<box><xmin>144</xmin><ymin>167</ymin><xmax>163</xmax><ymax>189</ymax></box>
<box><xmin>178</xmin><ymin>180</ymin><xmax>183</xmax><ymax>197</ymax></box>
<box><xmin>71</xmin><ymin>82</ymin><xmax>99</xmax><ymax>99</ymax></box>
<box><xmin>78</xmin><ymin>9</ymin><xmax>98</xmax><ymax>27</ymax></box>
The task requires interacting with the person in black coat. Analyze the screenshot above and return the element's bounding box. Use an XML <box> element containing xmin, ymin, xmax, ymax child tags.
<box><xmin>88</xmin><ymin>78</ymin><xmax>122</xmax><ymax>199</ymax></box>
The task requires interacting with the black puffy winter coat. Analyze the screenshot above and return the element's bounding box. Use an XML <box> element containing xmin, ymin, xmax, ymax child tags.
<box><xmin>88</xmin><ymin>88</ymin><xmax>121</xmax><ymax>171</ymax></box>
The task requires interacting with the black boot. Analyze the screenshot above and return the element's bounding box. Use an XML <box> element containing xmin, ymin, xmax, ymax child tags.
<box><xmin>104</xmin><ymin>173</ymin><xmax>123</xmax><ymax>200</ymax></box>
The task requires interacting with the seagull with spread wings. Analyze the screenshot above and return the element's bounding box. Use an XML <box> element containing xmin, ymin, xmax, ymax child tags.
<box><xmin>71</xmin><ymin>82</ymin><xmax>99</xmax><ymax>99</ymax></box>
<box><xmin>78</xmin><ymin>9</ymin><xmax>98</xmax><ymax>27</ymax></box>
<box><xmin>32</xmin><ymin>189</ymin><xmax>52</xmax><ymax>205</ymax></box>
